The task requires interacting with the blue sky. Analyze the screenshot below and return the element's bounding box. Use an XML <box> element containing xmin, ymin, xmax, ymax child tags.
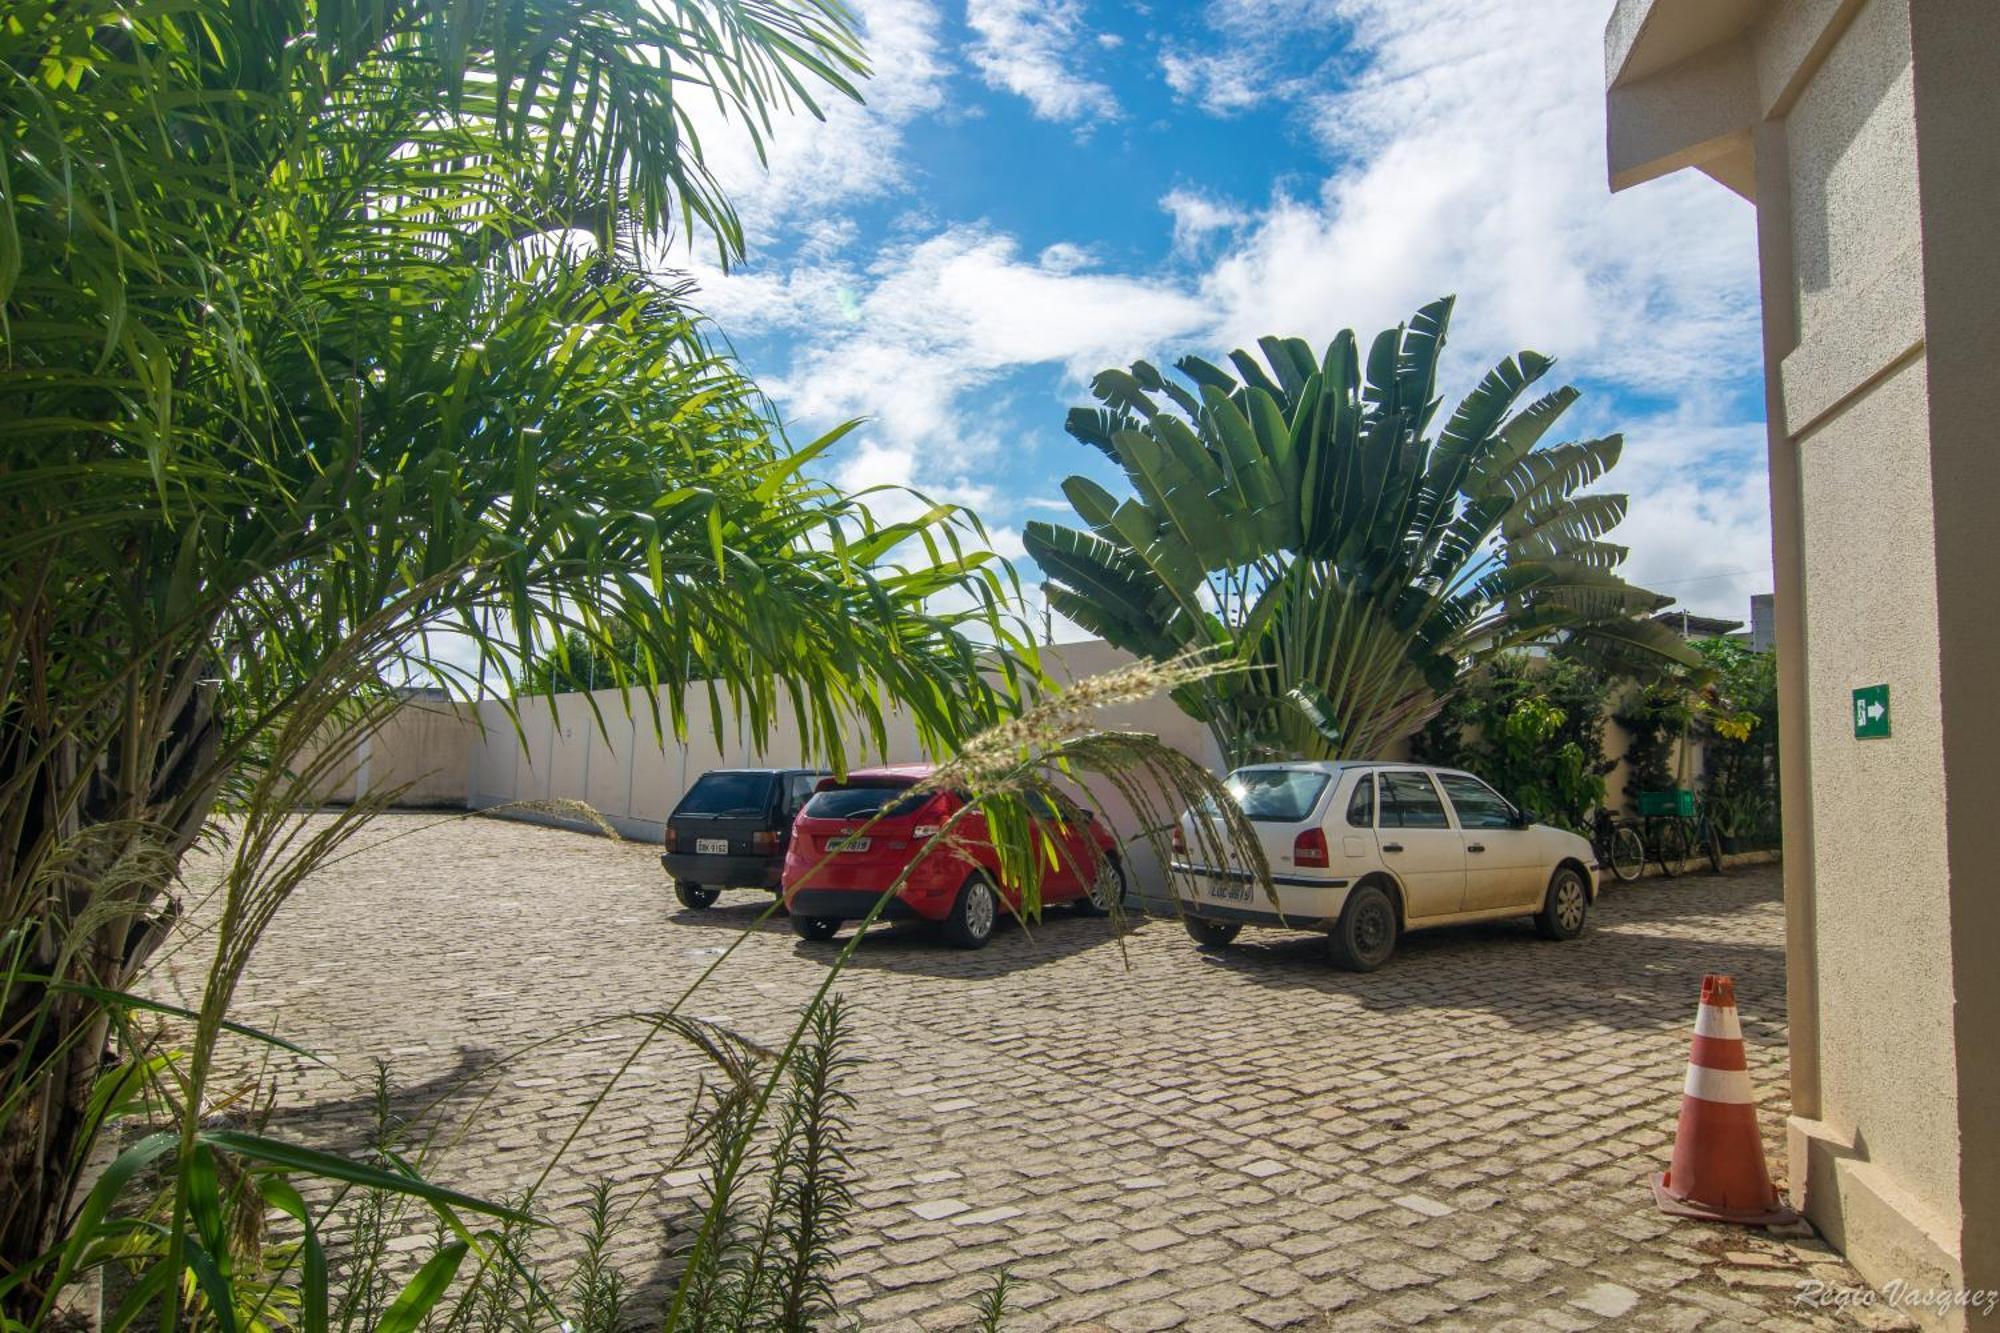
<box><xmin>681</xmin><ymin>0</ymin><xmax>1775</xmax><ymax>635</ymax></box>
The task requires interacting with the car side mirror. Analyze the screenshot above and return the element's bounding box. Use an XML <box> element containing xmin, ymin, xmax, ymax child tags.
<box><xmin>1511</xmin><ymin>806</ymin><xmax>1533</xmax><ymax>829</ymax></box>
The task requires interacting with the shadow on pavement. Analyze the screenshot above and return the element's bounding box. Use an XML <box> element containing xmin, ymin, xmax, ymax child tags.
<box><xmin>661</xmin><ymin>892</ymin><xmax>793</xmax><ymax>934</ymax></box>
<box><xmin>1134</xmin><ymin>867</ymin><xmax>1788</xmax><ymax>1036</ymax></box>
<box><xmin>251</xmin><ymin>1044</ymin><xmax>505</xmax><ymax>1157</ymax></box>
<box><xmin>792</xmin><ymin>907</ymin><xmax>1138</xmax><ymax>979</ymax></box>
<box><xmin>1591</xmin><ymin>868</ymin><xmax>1784</xmax><ymax>925</ymax></box>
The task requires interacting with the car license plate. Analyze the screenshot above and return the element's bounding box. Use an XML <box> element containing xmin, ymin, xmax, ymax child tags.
<box><xmin>830</xmin><ymin>836</ymin><xmax>870</xmax><ymax>853</ymax></box>
<box><xmin>1204</xmin><ymin>879</ymin><xmax>1253</xmax><ymax>904</ymax></box>
<box><xmin>695</xmin><ymin>838</ymin><xmax>729</xmax><ymax>855</ymax></box>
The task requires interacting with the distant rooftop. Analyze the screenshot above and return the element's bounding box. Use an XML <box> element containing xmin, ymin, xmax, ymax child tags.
<box><xmin>1651</xmin><ymin>609</ymin><xmax>1746</xmax><ymax>640</ymax></box>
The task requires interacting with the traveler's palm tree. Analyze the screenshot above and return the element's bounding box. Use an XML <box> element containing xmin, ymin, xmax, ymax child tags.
<box><xmin>1024</xmin><ymin>298</ymin><xmax>1695</xmax><ymax>764</ymax></box>
<box><xmin>0</xmin><ymin>0</ymin><xmax>1028</xmax><ymax>1302</ymax></box>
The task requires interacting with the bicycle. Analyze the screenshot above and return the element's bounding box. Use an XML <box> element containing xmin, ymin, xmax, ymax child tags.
<box><xmin>1688</xmin><ymin>792</ymin><xmax>1725</xmax><ymax>874</ymax></box>
<box><xmin>1591</xmin><ymin>807</ymin><xmax>1647</xmax><ymax>883</ymax></box>
<box><xmin>1638</xmin><ymin>790</ymin><xmax>1725</xmax><ymax>877</ymax></box>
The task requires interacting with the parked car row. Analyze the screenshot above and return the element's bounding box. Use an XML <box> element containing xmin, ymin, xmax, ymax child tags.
<box><xmin>660</xmin><ymin>765</ymin><xmax>1122</xmax><ymax>948</ymax></box>
<box><xmin>662</xmin><ymin>760</ymin><xmax>1599</xmax><ymax>969</ymax></box>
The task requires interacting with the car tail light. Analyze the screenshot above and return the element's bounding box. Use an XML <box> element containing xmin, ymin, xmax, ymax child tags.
<box><xmin>752</xmin><ymin>830</ymin><xmax>780</xmax><ymax>853</ymax></box>
<box><xmin>909</xmin><ymin>790</ymin><xmax>956</xmax><ymax>826</ymax></box>
<box><xmin>1293</xmin><ymin>827</ymin><xmax>1330</xmax><ymax>868</ymax></box>
<box><xmin>1170</xmin><ymin>824</ymin><xmax>1187</xmax><ymax>856</ymax></box>
<box><xmin>663</xmin><ymin>828</ymin><xmax>679</xmax><ymax>853</ymax></box>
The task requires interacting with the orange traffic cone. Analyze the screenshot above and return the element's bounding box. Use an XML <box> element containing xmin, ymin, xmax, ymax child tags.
<box><xmin>1652</xmin><ymin>974</ymin><xmax>1800</xmax><ymax>1226</ymax></box>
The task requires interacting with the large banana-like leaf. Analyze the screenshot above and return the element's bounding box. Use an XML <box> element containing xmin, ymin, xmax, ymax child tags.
<box><xmin>1493</xmin><ymin>435</ymin><xmax>1625</xmax><ymax>506</ymax></box>
<box><xmin>1023</xmin><ymin>522</ymin><xmax>1194</xmax><ymax>658</ymax></box>
<box><xmin>1037</xmin><ymin>299</ymin><xmax>1686</xmax><ymax>765</ymax></box>
<box><xmin>1466</xmin><ymin>386</ymin><xmax>1581</xmax><ymax>494</ymax></box>
<box><xmin>1503</xmin><ymin>494</ymin><xmax>1632</xmax><ymax>561</ymax></box>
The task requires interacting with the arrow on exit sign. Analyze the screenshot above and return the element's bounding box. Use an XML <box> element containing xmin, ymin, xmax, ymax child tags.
<box><xmin>1853</xmin><ymin>684</ymin><xmax>1890</xmax><ymax>739</ymax></box>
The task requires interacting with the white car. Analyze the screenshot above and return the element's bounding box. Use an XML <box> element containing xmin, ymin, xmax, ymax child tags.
<box><xmin>1171</xmin><ymin>762</ymin><xmax>1600</xmax><ymax>971</ymax></box>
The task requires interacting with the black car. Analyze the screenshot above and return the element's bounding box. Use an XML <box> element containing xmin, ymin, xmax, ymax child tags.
<box><xmin>661</xmin><ymin>768</ymin><xmax>827</xmax><ymax>909</ymax></box>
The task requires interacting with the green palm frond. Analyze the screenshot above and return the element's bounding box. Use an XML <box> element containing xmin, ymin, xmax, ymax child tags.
<box><xmin>0</xmin><ymin>0</ymin><xmax>1027</xmax><ymax>1300</ymax></box>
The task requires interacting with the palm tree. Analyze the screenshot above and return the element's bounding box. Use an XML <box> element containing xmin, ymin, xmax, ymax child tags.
<box><xmin>1023</xmin><ymin>298</ymin><xmax>1695</xmax><ymax>766</ymax></box>
<box><xmin>0</xmin><ymin>0</ymin><xmax>1029</xmax><ymax>1309</ymax></box>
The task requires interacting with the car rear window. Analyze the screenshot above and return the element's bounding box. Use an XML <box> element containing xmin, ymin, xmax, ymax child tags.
<box><xmin>801</xmin><ymin>782</ymin><xmax>927</xmax><ymax>820</ymax></box>
<box><xmin>1222</xmin><ymin>769</ymin><xmax>1331</xmax><ymax>823</ymax></box>
<box><xmin>675</xmin><ymin>771</ymin><xmax>775</xmax><ymax>818</ymax></box>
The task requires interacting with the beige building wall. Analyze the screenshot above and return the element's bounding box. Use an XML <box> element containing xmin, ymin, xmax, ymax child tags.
<box><xmin>1607</xmin><ymin>1</ymin><xmax>1998</xmax><ymax>1323</ymax></box>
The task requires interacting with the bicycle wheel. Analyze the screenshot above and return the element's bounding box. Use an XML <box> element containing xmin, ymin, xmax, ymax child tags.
<box><xmin>1654</xmin><ymin>818</ymin><xmax>1691</xmax><ymax>878</ymax></box>
<box><xmin>1609</xmin><ymin>824</ymin><xmax>1646</xmax><ymax>882</ymax></box>
<box><xmin>1701</xmin><ymin>820</ymin><xmax>1724</xmax><ymax>874</ymax></box>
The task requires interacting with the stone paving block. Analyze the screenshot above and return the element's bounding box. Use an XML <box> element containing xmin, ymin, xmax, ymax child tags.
<box><xmin>1570</xmin><ymin>1281</ymin><xmax>1641</xmax><ymax>1318</ymax></box>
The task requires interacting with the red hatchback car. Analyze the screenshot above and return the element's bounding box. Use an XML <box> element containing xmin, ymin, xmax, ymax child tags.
<box><xmin>781</xmin><ymin>765</ymin><xmax>1124</xmax><ymax>948</ymax></box>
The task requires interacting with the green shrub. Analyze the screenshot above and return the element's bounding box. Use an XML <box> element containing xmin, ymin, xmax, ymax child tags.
<box><xmin>1413</xmin><ymin>654</ymin><xmax>1612</xmax><ymax>829</ymax></box>
<box><xmin>1611</xmin><ymin>680</ymin><xmax>1693</xmax><ymax>808</ymax></box>
<box><xmin>1692</xmin><ymin>639</ymin><xmax>1781</xmax><ymax>844</ymax></box>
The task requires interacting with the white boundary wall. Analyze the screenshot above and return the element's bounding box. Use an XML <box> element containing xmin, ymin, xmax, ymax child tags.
<box><xmin>353</xmin><ymin>637</ymin><xmax>1710</xmax><ymax>901</ymax></box>
<box><xmin>458</xmin><ymin>640</ymin><xmax>1222</xmax><ymax>899</ymax></box>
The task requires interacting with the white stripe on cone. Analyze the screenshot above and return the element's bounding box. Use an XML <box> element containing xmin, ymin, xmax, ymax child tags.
<box><xmin>1693</xmin><ymin>1003</ymin><xmax>1743</xmax><ymax>1040</ymax></box>
<box><xmin>1683</xmin><ymin>1063</ymin><xmax>1756</xmax><ymax>1105</ymax></box>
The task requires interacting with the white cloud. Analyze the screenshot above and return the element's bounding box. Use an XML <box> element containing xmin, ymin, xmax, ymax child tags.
<box><xmin>694</xmin><ymin>226</ymin><xmax>1211</xmax><ymax>595</ymax></box>
<box><xmin>1590</xmin><ymin>412</ymin><xmax>1774</xmax><ymax>622</ymax></box>
<box><xmin>1158</xmin><ymin>0</ymin><xmax>1340</xmax><ymax>114</ymax></box>
<box><xmin>1159</xmin><ymin>47</ymin><xmax>1269</xmax><ymax>115</ymax></box>
<box><xmin>965</xmin><ymin>0</ymin><xmax>1120</xmax><ymax>124</ymax></box>
<box><xmin>1196</xmin><ymin>0</ymin><xmax>1760</xmax><ymax>397</ymax></box>
<box><xmin>759</xmin><ymin>226</ymin><xmax>1210</xmax><ymax>449</ymax></box>
<box><xmin>1038</xmin><ymin>241</ymin><xmax>1095</xmax><ymax>274</ymax></box>
<box><xmin>1160</xmin><ymin>187</ymin><xmax>1252</xmax><ymax>254</ymax></box>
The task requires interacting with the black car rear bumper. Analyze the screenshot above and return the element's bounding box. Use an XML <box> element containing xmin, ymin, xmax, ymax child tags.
<box><xmin>661</xmin><ymin>853</ymin><xmax>782</xmax><ymax>890</ymax></box>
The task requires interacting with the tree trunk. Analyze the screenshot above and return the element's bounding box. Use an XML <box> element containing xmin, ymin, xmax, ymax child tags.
<box><xmin>0</xmin><ymin>678</ymin><xmax>217</xmax><ymax>1320</ymax></box>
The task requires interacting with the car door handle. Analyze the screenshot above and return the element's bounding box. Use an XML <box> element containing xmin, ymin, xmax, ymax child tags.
<box><xmin>1382</xmin><ymin>842</ymin><xmax>1404</xmax><ymax>854</ymax></box>
<box><xmin>1467</xmin><ymin>843</ymin><xmax>1485</xmax><ymax>853</ymax></box>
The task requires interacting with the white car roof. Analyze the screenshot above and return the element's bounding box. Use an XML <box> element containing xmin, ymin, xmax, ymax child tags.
<box><xmin>1228</xmin><ymin>761</ymin><xmax>1482</xmax><ymax>779</ymax></box>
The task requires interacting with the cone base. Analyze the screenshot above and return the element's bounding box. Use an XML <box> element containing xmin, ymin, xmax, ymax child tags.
<box><xmin>1652</xmin><ymin>1172</ymin><xmax>1800</xmax><ymax>1228</ymax></box>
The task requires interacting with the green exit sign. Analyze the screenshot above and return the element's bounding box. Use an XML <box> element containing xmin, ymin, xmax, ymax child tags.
<box><xmin>1853</xmin><ymin>684</ymin><xmax>1891</xmax><ymax>739</ymax></box>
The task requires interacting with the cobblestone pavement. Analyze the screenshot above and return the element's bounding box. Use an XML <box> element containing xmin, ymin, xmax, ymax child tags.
<box><xmin>156</xmin><ymin>815</ymin><xmax>1911</xmax><ymax>1332</ymax></box>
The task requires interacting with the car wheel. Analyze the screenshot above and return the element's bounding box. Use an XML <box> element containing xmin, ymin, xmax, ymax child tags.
<box><xmin>1535</xmin><ymin>866</ymin><xmax>1591</xmax><ymax>941</ymax></box>
<box><xmin>1328</xmin><ymin>883</ymin><xmax>1398</xmax><ymax>972</ymax></box>
<box><xmin>674</xmin><ymin>882</ymin><xmax>719</xmax><ymax>910</ymax></box>
<box><xmin>790</xmin><ymin>914</ymin><xmax>840</xmax><ymax>942</ymax></box>
<box><xmin>1074</xmin><ymin>856</ymin><xmax>1124</xmax><ymax>916</ymax></box>
<box><xmin>1184</xmin><ymin>917</ymin><xmax>1242</xmax><ymax>949</ymax></box>
<box><xmin>942</xmin><ymin>872</ymin><xmax>999</xmax><ymax>949</ymax></box>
